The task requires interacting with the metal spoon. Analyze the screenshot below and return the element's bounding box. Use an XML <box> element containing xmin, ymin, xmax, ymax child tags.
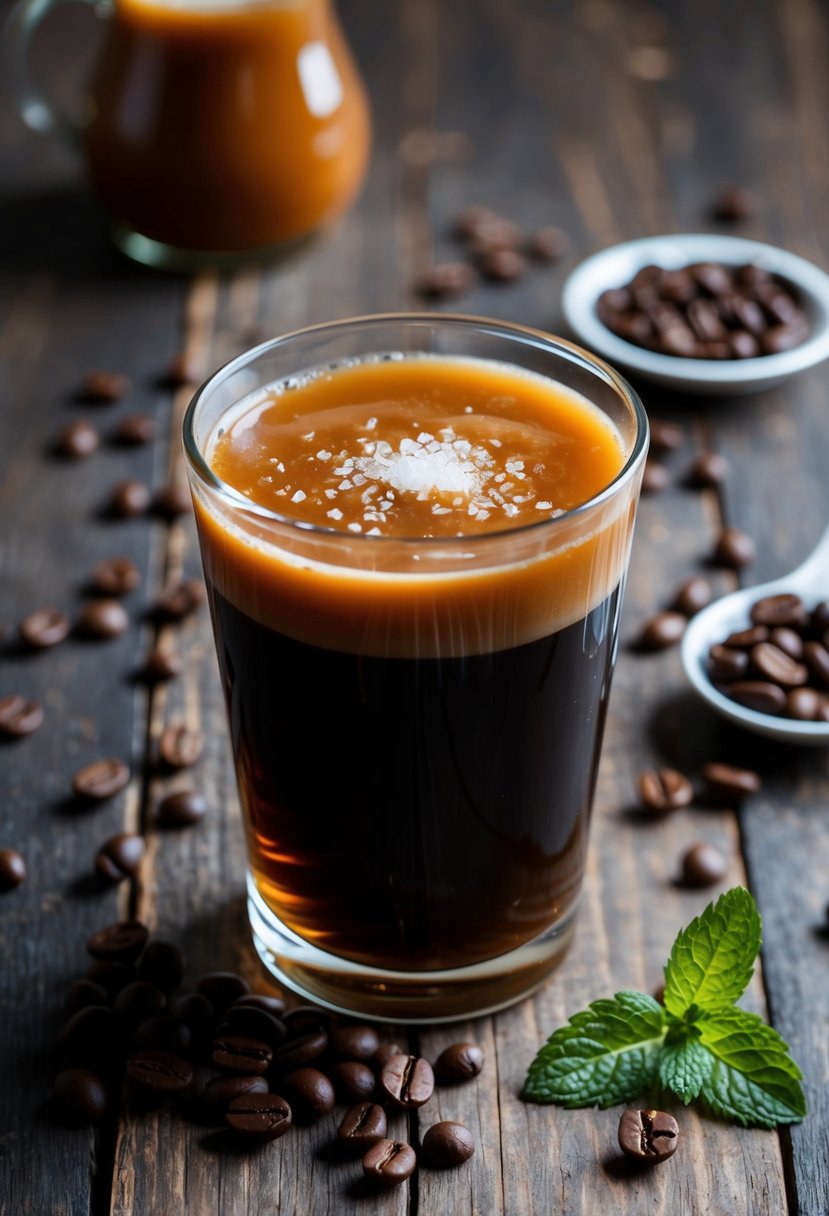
<box><xmin>681</xmin><ymin>521</ymin><xmax>829</xmax><ymax>745</ymax></box>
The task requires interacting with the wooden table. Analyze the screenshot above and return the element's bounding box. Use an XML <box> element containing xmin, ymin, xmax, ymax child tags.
<box><xmin>2</xmin><ymin>1</ymin><xmax>829</xmax><ymax>1212</ymax></box>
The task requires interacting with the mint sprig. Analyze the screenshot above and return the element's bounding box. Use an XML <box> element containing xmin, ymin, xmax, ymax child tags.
<box><xmin>523</xmin><ymin>887</ymin><xmax>806</xmax><ymax>1129</ymax></box>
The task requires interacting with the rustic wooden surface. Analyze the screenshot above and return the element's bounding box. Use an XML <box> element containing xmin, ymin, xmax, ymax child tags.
<box><xmin>2</xmin><ymin>1</ymin><xmax>829</xmax><ymax>1213</ymax></box>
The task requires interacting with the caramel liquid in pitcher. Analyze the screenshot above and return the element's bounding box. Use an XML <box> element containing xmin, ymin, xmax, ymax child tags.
<box><xmin>197</xmin><ymin>356</ymin><xmax>629</xmax><ymax>971</ymax></box>
<box><xmin>84</xmin><ymin>0</ymin><xmax>370</xmax><ymax>252</ymax></box>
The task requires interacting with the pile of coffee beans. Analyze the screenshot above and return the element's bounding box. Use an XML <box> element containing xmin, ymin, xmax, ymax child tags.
<box><xmin>707</xmin><ymin>593</ymin><xmax>829</xmax><ymax>720</ymax></box>
<box><xmin>597</xmin><ymin>262</ymin><xmax>809</xmax><ymax>359</ymax></box>
<box><xmin>51</xmin><ymin>921</ymin><xmax>481</xmax><ymax>1190</ymax></box>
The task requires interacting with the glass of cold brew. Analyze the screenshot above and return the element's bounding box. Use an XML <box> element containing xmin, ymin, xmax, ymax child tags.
<box><xmin>183</xmin><ymin>315</ymin><xmax>648</xmax><ymax>1022</ymax></box>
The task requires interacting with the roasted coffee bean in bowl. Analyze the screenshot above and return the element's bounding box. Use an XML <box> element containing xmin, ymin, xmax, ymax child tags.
<box><xmin>562</xmin><ymin>234</ymin><xmax>829</xmax><ymax>393</ymax></box>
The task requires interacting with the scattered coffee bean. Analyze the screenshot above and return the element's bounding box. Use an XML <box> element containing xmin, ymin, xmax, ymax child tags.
<box><xmin>139</xmin><ymin>647</ymin><xmax>183</xmax><ymax>684</ymax></box>
<box><xmin>133</xmin><ymin>1014</ymin><xmax>191</xmax><ymax>1055</ymax></box>
<box><xmin>72</xmin><ymin>758</ymin><xmax>130</xmax><ymax>801</ymax></box>
<box><xmin>225</xmin><ymin>1003</ymin><xmax>286</xmax><ymax>1047</ymax></box>
<box><xmin>726</xmin><ymin>680</ymin><xmax>788</xmax><ymax>714</ymax></box>
<box><xmin>204</xmin><ymin>1073</ymin><xmax>269</xmax><ymax>1114</ymax></box>
<box><xmin>713</xmin><ymin>526</ymin><xmax>755</xmax><ymax>569</ymax></box>
<box><xmin>196</xmin><ymin>972</ymin><xmax>250</xmax><ymax>1014</ymax></box>
<box><xmin>671</xmin><ymin>576</ymin><xmax>713</xmax><ymax>617</ymax></box>
<box><xmin>618</xmin><ymin>1108</ymin><xmax>679</xmax><ymax>1162</ymax></box>
<box><xmin>152</xmin><ymin>483</ymin><xmax>192</xmax><ymax>521</ymax></box>
<box><xmin>20</xmin><ymin>606</ymin><xmax>70</xmax><ymax>649</ymax></box>
<box><xmin>158</xmin><ymin>725</ymin><xmax>204</xmax><ymax>769</ymax></box>
<box><xmin>163</xmin><ymin>351</ymin><xmax>201</xmax><ymax>389</ymax></box>
<box><xmin>212</xmin><ymin>1034</ymin><xmax>273</xmax><ymax>1075</ymax></box>
<box><xmin>278</xmin><ymin>1067</ymin><xmax>335</xmax><ymax>1123</ymax></box>
<box><xmin>86</xmin><ymin>960</ymin><xmax>134</xmax><ymax>995</ymax></box>
<box><xmin>648</xmin><ymin>419</ymin><xmax>685</xmax><ymax>453</ymax></box>
<box><xmin>66</xmin><ymin>978</ymin><xmax>108</xmax><ymax>1013</ymax></box>
<box><xmin>95</xmin><ymin>833</ymin><xmax>145</xmax><ymax>883</ymax></box>
<box><xmin>330</xmin><ymin>1060</ymin><xmax>377</xmax><ymax>1104</ymax></box>
<box><xmin>58</xmin><ymin>1005</ymin><xmax>122</xmax><ymax>1065</ymax></box>
<box><xmin>53</xmin><ymin>1068</ymin><xmax>108</xmax><ymax>1124</ymax></box>
<box><xmin>156</xmin><ymin>789</ymin><xmax>207</xmax><ymax>830</ymax></box>
<box><xmin>0</xmin><ymin>848</ymin><xmax>26</xmax><ymax>892</ymax></box>
<box><xmin>723</xmin><ymin>625</ymin><xmax>768</xmax><ymax>648</ymax></box>
<box><xmin>708</xmin><ymin>643</ymin><xmax>750</xmax><ymax>681</ymax></box>
<box><xmin>687</xmin><ymin>451</ymin><xmax>729</xmax><ymax>487</ymax></box>
<box><xmin>225</xmin><ymin>1092</ymin><xmax>292</xmax><ymax>1141</ymax></box>
<box><xmin>113</xmin><ymin>980</ymin><xmax>167</xmax><ymax>1023</ymax></box>
<box><xmin>702</xmin><ymin>762</ymin><xmax>761</xmax><ymax>803</ymax></box>
<box><xmin>57</xmin><ymin>419</ymin><xmax>99</xmax><ymax>458</ymax></box>
<box><xmin>138</xmin><ymin>940</ymin><xmax>186</xmax><ymax>992</ymax></box>
<box><xmin>87</xmin><ymin>920</ymin><xmax>149</xmax><ymax>963</ymax></box>
<box><xmin>379</xmin><ymin>1054</ymin><xmax>434</xmax><ymax>1108</ymax></box>
<box><xmin>338</xmin><ymin>1101</ymin><xmax>387</xmax><ymax>1155</ymax></box>
<box><xmin>434</xmin><ymin>1042</ymin><xmax>485</xmax><ymax>1084</ymax></box>
<box><xmin>641</xmin><ymin>460</ymin><xmax>670</xmax><ymax>494</ymax></box>
<box><xmin>127</xmin><ymin>1049</ymin><xmax>193</xmax><ymax>1094</ymax></box>
<box><xmin>271</xmin><ymin>1028</ymin><xmax>328</xmax><ymax>1074</ymax></box>
<box><xmin>281</xmin><ymin>1005</ymin><xmax>332</xmax><ymax>1036</ymax></box>
<box><xmin>362</xmin><ymin>1138</ymin><xmax>417</xmax><ymax>1187</ymax></box>
<box><xmin>421</xmin><ymin>1121</ymin><xmax>476</xmax><ymax>1168</ymax></box>
<box><xmin>82</xmin><ymin>370</ymin><xmax>129</xmax><ymax>402</ymax></box>
<box><xmin>681</xmin><ymin>842</ymin><xmax>727</xmax><ymax>887</ymax></box>
<box><xmin>527</xmin><ymin>225</ymin><xmax>568</xmax><ymax>262</ymax></box>
<box><xmin>328</xmin><ymin>1023</ymin><xmax>380</xmax><ymax>1062</ymax></box>
<box><xmin>108</xmin><ymin>479</ymin><xmax>151</xmax><ymax>518</ymax></box>
<box><xmin>91</xmin><ymin>557</ymin><xmax>141</xmax><ymax>596</ymax></box>
<box><xmin>76</xmin><ymin>598</ymin><xmax>130</xmax><ymax>639</ymax></box>
<box><xmin>636</xmin><ymin>611</ymin><xmax>686</xmax><ymax>651</ymax></box>
<box><xmin>638</xmin><ymin>767</ymin><xmax>693</xmax><ymax>812</ymax></box>
<box><xmin>454</xmin><ymin>205</ymin><xmax>498</xmax><ymax>241</ymax></box>
<box><xmin>232</xmin><ymin>993</ymin><xmax>286</xmax><ymax>1017</ymax></box>
<box><xmin>149</xmin><ymin>578</ymin><xmax>205</xmax><ymax>623</ymax></box>
<box><xmin>786</xmin><ymin>687</ymin><xmax>824</xmax><ymax>721</ymax></box>
<box><xmin>170</xmin><ymin>991</ymin><xmax>215</xmax><ymax>1039</ymax></box>
<box><xmin>0</xmin><ymin>694</ymin><xmax>44</xmax><ymax>738</ymax></box>
<box><xmin>768</xmin><ymin>627</ymin><xmax>804</xmax><ymax>660</ymax></box>
<box><xmin>418</xmin><ymin>263</ymin><xmax>475</xmax><ymax>300</ymax></box>
<box><xmin>750</xmin><ymin>593</ymin><xmax>806</xmax><ymax>628</ymax></box>
<box><xmin>750</xmin><ymin>641</ymin><xmax>808</xmax><ymax>687</ymax></box>
<box><xmin>478</xmin><ymin>247</ymin><xmax>527</xmax><ymax>282</ymax></box>
<box><xmin>113</xmin><ymin>413</ymin><xmax>156</xmax><ymax>446</ymax></box>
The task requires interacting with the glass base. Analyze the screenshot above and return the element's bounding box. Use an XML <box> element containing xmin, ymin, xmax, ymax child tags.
<box><xmin>111</xmin><ymin>223</ymin><xmax>314</xmax><ymax>273</ymax></box>
<box><xmin>247</xmin><ymin>876</ymin><xmax>578</xmax><ymax>1024</ymax></box>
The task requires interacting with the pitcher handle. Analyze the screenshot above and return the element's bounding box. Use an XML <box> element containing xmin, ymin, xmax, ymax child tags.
<box><xmin>5</xmin><ymin>0</ymin><xmax>110</xmax><ymax>148</ymax></box>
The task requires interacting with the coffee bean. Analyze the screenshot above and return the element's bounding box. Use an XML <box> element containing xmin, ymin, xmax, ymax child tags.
<box><xmin>762</xmin><ymin>321</ymin><xmax>808</xmax><ymax>354</ymax></box>
<box><xmin>641</xmin><ymin>460</ymin><xmax>670</xmax><ymax>494</ymax></box>
<box><xmin>712</xmin><ymin>185</ymin><xmax>756</xmax><ymax>222</ymax></box>
<box><xmin>212</xmin><ymin>1034</ymin><xmax>273</xmax><ymax>1075</ymax></box>
<box><xmin>59</xmin><ymin>1005</ymin><xmax>123</xmax><ymax>1066</ymax></box>
<box><xmin>708</xmin><ymin>644</ymin><xmax>749</xmax><ymax>682</ymax></box>
<box><xmin>750</xmin><ymin>642</ymin><xmax>808</xmax><ymax>687</ymax></box>
<box><xmin>724</xmin><ymin>680</ymin><xmax>787</xmax><ymax>714</ymax></box>
<box><xmin>434</xmin><ymin>1042</ymin><xmax>485</xmax><ymax>1084</ymax></box>
<box><xmin>87</xmin><ymin>920</ymin><xmax>149</xmax><ymax>963</ymax></box>
<box><xmin>362</xmin><ymin>1139</ymin><xmax>417</xmax><ymax>1187</ymax></box>
<box><xmin>278</xmin><ymin>1067</ymin><xmax>335</xmax><ymax>1123</ymax></box>
<box><xmin>67</xmin><ymin>978</ymin><xmax>109</xmax><ymax>1013</ymax></box>
<box><xmin>232</xmin><ymin>993</ymin><xmax>286</xmax><ymax>1017</ymax></box>
<box><xmin>86</xmin><ymin>960</ymin><xmax>134</xmax><ymax>995</ymax></box>
<box><xmin>82</xmin><ymin>370</ymin><xmax>129</xmax><ymax>402</ymax></box>
<box><xmin>204</xmin><ymin>1073</ymin><xmax>269</xmax><ymax>1115</ymax></box>
<box><xmin>271</xmin><ymin>1028</ymin><xmax>328</xmax><ymax>1073</ymax></box>
<box><xmin>91</xmin><ymin>557</ymin><xmax>141</xmax><ymax>596</ymax></box>
<box><xmin>638</xmin><ymin>767</ymin><xmax>693</xmax><ymax>813</ymax></box>
<box><xmin>687</xmin><ymin>297</ymin><xmax>727</xmax><ymax>342</ymax></box>
<box><xmin>169</xmin><ymin>992</ymin><xmax>214</xmax><ymax>1038</ymax></box>
<box><xmin>373</xmin><ymin>1042</ymin><xmax>405</xmax><ymax>1071</ymax></box>
<box><xmin>618</xmin><ymin>1108</ymin><xmax>679</xmax><ymax>1162</ymax></box>
<box><xmin>636</xmin><ymin>611</ymin><xmax>686</xmax><ymax>651</ymax></box>
<box><xmin>671</xmin><ymin>576</ymin><xmax>713</xmax><ymax>618</ymax></box>
<box><xmin>0</xmin><ymin>694</ymin><xmax>44</xmax><ymax>738</ymax></box>
<box><xmin>138</xmin><ymin>940</ymin><xmax>186</xmax><ymax>992</ymax></box>
<box><xmin>149</xmin><ymin>579</ymin><xmax>205</xmax><ymax>623</ymax></box>
<box><xmin>108</xmin><ymin>479</ymin><xmax>151</xmax><ymax>518</ymax></box>
<box><xmin>139</xmin><ymin>648</ymin><xmax>182</xmax><ymax>684</ymax></box>
<box><xmin>527</xmin><ymin>225</ymin><xmax>568</xmax><ymax>262</ymax></box>
<box><xmin>748</xmin><ymin>594</ymin><xmax>804</xmax><ymax>629</ymax></box>
<box><xmin>225</xmin><ymin>1092</ymin><xmax>292</xmax><ymax>1141</ymax></box>
<box><xmin>687</xmin><ymin>451</ymin><xmax>729</xmax><ymax>488</ymax></box>
<box><xmin>225</xmin><ymin>1003</ymin><xmax>286</xmax><ymax>1047</ymax></box>
<box><xmin>702</xmin><ymin>762</ymin><xmax>761</xmax><ymax>803</ymax></box>
<box><xmin>113</xmin><ymin>413</ymin><xmax>156</xmax><ymax>446</ymax></box>
<box><xmin>156</xmin><ymin>789</ymin><xmax>207</xmax><ymax>829</ymax></box>
<box><xmin>648</xmin><ymin>418</ymin><xmax>685</xmax><ymax>453</ymax></box>
<box><xmin>72</xmin><ymin>758</ymin><xmax>130</xmax><ymax>801</ymax></box>
<box><xmin>692</xmin><ymin>261</ymin><xmax>733</xmax><ymax>295</ymax></box>
<box><xmin>330</xmin><ymin>1061</ymin><xmax>376</xmax><ymax>1104</ymax></box>
<box><xmin>281</xmin><ymin>1005</ymin><xmax>332</xmax><ymax>1037</ymax></box>
<box><xmin>681</xmin><ymin>842</ymin><xmax>727</xmax><ymax>887</ymax></box>
<box><xmin>723</xmin><ymin>625</ymin><xmax>769</xmax><ymax>649</ymax></box>
<box><xmin>469</xmin><ymin>217</ymin><xmax>523</xmax><ymax>253</ymax></box>
<box><xmin>153</xmin><ymin>483</ymin><xmax>192</xmax><ymax>521</ymax></box>
<box><xmin>418</xmin><ymin>263</ymin><xmax>474</xmax><ymax>300</ymax></box>
<box><xmin>127</xmin><ymin>1049</ymin><xmax>193</xmax><ymax>1094</ymax></box>
<box><xmin>421</xmin><ymin>1121</ymin><xmax>476</xmax><ymax>1168</ymax></box>
<box><xmin>158</xmin><ymin>725</ymin><xmax>204</xmax><ymax>770</ymax></box>
<box><xmin>196</xmin><ymin>972</ymin><xmax>251</xmax><ymax>1014</ymax></box>
<box><xmin>379</xmin><ymin>1054</ymin><xmax>434</xmax><ymax>1108</ymax></box>
<box><xmin>53</xmin><ymin>1068</ymin><xmax>108</xmax><ymax>1124</ymax></box>
<box><xmin>786</xmin><ymin>687</ymin><xmax>823</xmax><ymax>721</ymax></box>
<box><xmin>133</xmin><ymin>1014</ymin><xmax>191</xmax><ymax>1055</ymax></box>
<box><xmin>0</xmin><ymin>848</ymin><xmax>26</xmax><ymax>892</ymax></box>
<box><xmin>804</xmin><ymin>641</ymin><xmax>829</xmax><ymax>688</ymax></box>
<box><xmin>95</xmin><ymin>833</ymin><xmax>145</xmax><ymax>883</ymax></box>
<box><xmin>328</xmin><ymin>1023</ymin><xmax>380</xmax><ymax>1062</ymax></box>
<box><xmin>57</xmin><ymin>419</ymin><xmax>99</xmax><ymax>458</ymax></box>
<box><xmin>20</xmin><ymin>607</ymin><xmax>70</xmax><ymax>649</ymax></box>
<box><xmin>479</xmin><ymin>247</ymin><xmax>527</xmax><ymax>282</ymax></box>
<box><xmin>76</xmin><ymin>598</ymin><xmax>130</xmax><ymax>639</ymax></box>
<box><xmin>338</xmin><ymin>1101</ymin><xmax>387</xmax><ymax>1154</ymax></box>
<box><xmin>113</xmin><ymin>980</ymin><xmax>167</xmax><ymax>1024</ymax></box>
<box><xmin>163</xmin><ymin>351</ymin><xmax>202</xmax><ymax>389</ymax></box>
<box><xmin>713</xmin><ymin>527</ymin><xmax>755</xmax><ymax>569</ymax></box>
<box><xmin>730</xmin><ymin>330</ymin><xmax>760</xmax><ymax>358</ymax></box>
<box><xmin>769</xmin><ymin>626</ymin><xmax>804</xmax><ymax>659</ymax></box>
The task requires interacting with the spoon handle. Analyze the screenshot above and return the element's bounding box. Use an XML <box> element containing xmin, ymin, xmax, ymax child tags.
<box><xmin>790</xmin><ymin>519</ymin><xmax>829</xmax><ymax>591</ymax></box>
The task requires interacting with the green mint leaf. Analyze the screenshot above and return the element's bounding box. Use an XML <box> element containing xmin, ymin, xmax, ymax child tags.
<box><xmin>697</xmin><ymin>1007</ymin><xmax>806</xmax><ymax>1127</ymax></box>
<box><xmin>663</xmin><ymin>886</ymin><xmax>761</xmax><ymax>1018</ymax></box>
<box><xmin>658</xmin><ymin>1029</ymin><xmax>713</xmax><ymax>1103</ymax></box>
<box><xmin>523</xmin><ymin>990</ymin><xmax>665</xmax><ymax>1107</ymax></box>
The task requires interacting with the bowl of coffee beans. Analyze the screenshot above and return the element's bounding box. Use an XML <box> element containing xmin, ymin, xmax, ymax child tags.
<box><xmin>561</xmin><ymin>234</ymin><xmax>829</xmax><ymax>393</ymax></box>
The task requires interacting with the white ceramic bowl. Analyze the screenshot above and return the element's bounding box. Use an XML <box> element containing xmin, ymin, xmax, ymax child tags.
<box><xmin>561</xmin><ymin>233</ymin><xmax>829</xmax><ymax>394</ymax></box>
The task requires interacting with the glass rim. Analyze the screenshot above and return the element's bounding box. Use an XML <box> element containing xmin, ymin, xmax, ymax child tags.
<box><xmin>182</xmin><ymin>311</ymin><xmax>649</xmax><ymax>547</ymax></box>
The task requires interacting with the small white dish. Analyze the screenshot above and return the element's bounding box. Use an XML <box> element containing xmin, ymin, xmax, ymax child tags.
<box><xmin>561</xmin><ymin>233</ymin><xmax>829</xmax><ymax>394</ymax></box>
<box><xmin>681</xmin><ymin>522</ymin><xmax>829</xmax><ymax>745</ymax></box>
